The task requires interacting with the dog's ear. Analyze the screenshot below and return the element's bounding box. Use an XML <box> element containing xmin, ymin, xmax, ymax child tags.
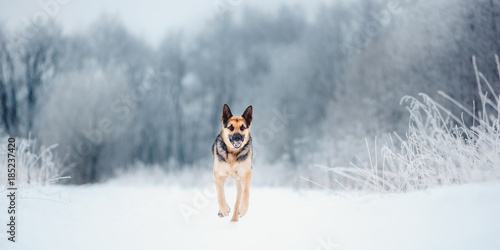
<box><xmin>222</xmin><ymin>104</ymin><xmax>233</xmax><ymax>126</ymax></box>
<box><xmin>242</xmin><ymin>105</ymin><xmax>252</xmax><ymax>127</ymax></box>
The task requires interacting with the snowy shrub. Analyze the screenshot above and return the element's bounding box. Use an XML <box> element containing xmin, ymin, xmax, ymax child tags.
<box><xmin>0</xmin><ymin>137</ymin><xmax>67</xmax><ymax>188</ymax></box>
<box><xmin>328</xmin><ymin>56</ymin><xmax>500</xmax><ymax>192</ymax></box>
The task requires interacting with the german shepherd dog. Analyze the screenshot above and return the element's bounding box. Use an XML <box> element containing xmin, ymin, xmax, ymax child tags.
<box><xmin>212</xmin><ymin>104</ymin><xmax>252</xmax><ymax>222</ymax></box>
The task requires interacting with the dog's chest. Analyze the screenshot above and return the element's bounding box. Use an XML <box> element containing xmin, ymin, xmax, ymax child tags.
<box><xmin>218</xmin><ymin>160</ymin><xmax>245</xmax><ymax>180</ymax></box>
<box><xmin>213</xmin><ymin>134</ymin><xmax>252</xmax><ymax>180</ymax></box>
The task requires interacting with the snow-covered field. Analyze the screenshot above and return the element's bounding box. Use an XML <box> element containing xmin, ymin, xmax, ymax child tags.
<box><xmin>1</xmin><ymin>182</ymin><xmax>500</xmax><ymax>250</ymax></box>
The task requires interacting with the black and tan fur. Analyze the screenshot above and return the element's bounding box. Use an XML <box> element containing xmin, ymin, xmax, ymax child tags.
<box><xmin>212</xmin><ymin>104</ymin><xmax>253</xmax><ymax>222</ymax></box>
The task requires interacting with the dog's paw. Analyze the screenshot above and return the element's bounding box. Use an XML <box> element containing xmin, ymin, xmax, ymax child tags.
<box><xmin>238</xmin><ymin>202</ymin><xmax>249</xmax><ymax>217</ymax></box>
<box><xmin>217</xmin><ymin>205</ymin><xmax>231</xmax><ymax>218</ymax></box>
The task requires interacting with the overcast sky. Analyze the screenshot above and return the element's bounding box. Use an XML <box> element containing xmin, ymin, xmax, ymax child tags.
<box><xmin>0</xmin><ymin>0</ymin><xmax>335</xmax><ymax>46</ymax></box>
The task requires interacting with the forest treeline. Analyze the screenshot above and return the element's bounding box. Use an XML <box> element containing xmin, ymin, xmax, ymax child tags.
<box><xmin>0</xmin><ymin>0</ymin><xmax>498</xmax><ymax>183</ymax></box>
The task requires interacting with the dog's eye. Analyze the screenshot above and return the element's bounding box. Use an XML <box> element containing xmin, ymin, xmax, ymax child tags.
<box><xmin>228</xmin><ymin>125</ymin><xmax>234</xmax><ymax>131</ymax></box>
<box><xmin>240</xmin><ymin>125</ymin><xmax>245</xmax><ymax>131</ymax></box>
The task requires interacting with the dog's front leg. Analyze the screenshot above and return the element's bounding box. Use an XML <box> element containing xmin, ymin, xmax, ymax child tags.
<box><xmin>238</xmin><ymin>171</ymin><xmax>252</xmax><ymax>217</ymax></box>
<box><xmin>230</xmin><ymin>180</ymin><xmax>242</xmax><ymax>222</ymax></box>
<box><xmin>214</xmin><ymin>174</ymin><xmax>230</xmax><ymax>217</ymax></box>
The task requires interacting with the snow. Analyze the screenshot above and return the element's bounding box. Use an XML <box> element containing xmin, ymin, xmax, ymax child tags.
<box><xmin>1</xmin><ymin>182</ymin><xmax>500</xmax><ymax>249</ymax></box>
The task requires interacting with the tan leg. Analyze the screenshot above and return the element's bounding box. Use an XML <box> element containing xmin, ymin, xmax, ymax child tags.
<box><xmin>230</xmin><ymin>180</ymin><xmax>242</xmax><ymax>222</ymax></box>
<box><xmin>238</xmin><ymin>172</ymin><xmax>251</xmax><ymax>217</ymax></box>
<box><xmin>214</xmin><ymin>173</ymin><xmax>230</xmax><ymax>217</ymax></box>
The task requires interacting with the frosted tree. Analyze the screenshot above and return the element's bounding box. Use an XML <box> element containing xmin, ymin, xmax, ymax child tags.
<box><xmin>157</xmin><ymin>31</ymin><xmax>186</xmax><ymax>164</ymax></box>
<box><xmin>0</xmin><ymin>28</ymin><xmax>18</xmax><ymax>135</ymax></box>
<box><xmin>190</xmin><ymin>15</ymin><xmax>240</xmax><ymax>136</ymax></box>
<box><xmin>87</xmin><ymin>15</ymin><xmax>153</xmax><ymax>85</ymax></box>
<box><xmin>19</xmin><ymin>23</ymin><xmax>62</xmax><ymax>135</ymax></box>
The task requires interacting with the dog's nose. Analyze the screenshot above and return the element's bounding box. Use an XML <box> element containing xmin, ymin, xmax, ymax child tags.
<box><xmin>233</xmin><ymin>133</ymin><xmax>242</xmax><ymax>141</ymax></box>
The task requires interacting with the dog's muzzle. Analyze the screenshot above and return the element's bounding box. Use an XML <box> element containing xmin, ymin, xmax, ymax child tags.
<box><xmin>229</xmin><ymin>133</ymin><xmax>245</xmax><ymax>149</ymax></box>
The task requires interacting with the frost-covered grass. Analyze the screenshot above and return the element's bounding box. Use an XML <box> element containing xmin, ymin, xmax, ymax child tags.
<box><xmin>328</xmin><ymin>56</ymin><xmax>500</xmax><ymax>192</ymax></box>
<box><xmin>0</xmin><ymin>137</ymin><xmax>67</xmax><ymax>188</ymax></box>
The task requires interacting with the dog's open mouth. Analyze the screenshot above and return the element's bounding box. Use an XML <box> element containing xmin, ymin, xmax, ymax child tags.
<box><xmin>232</xmin><ymin>141</ymin><xmax>243</xmax><ymax>149</ymax></box>
<box><xmin>229</xmin><ymin>133</ymin><xmax>245</xmax><ymax>149</ymax></box>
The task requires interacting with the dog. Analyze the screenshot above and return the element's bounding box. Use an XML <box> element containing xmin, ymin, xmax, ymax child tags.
<box><xmin>212</xmin><ymin>104</ymin><xmax>253</xmax><ymax>222</ymax></box>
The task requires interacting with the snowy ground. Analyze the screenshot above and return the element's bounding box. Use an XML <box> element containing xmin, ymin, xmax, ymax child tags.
<box><xmin>1</xmin><ymin>182</ymin><xmax>500</xmax><ymax>250</ymax></box>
